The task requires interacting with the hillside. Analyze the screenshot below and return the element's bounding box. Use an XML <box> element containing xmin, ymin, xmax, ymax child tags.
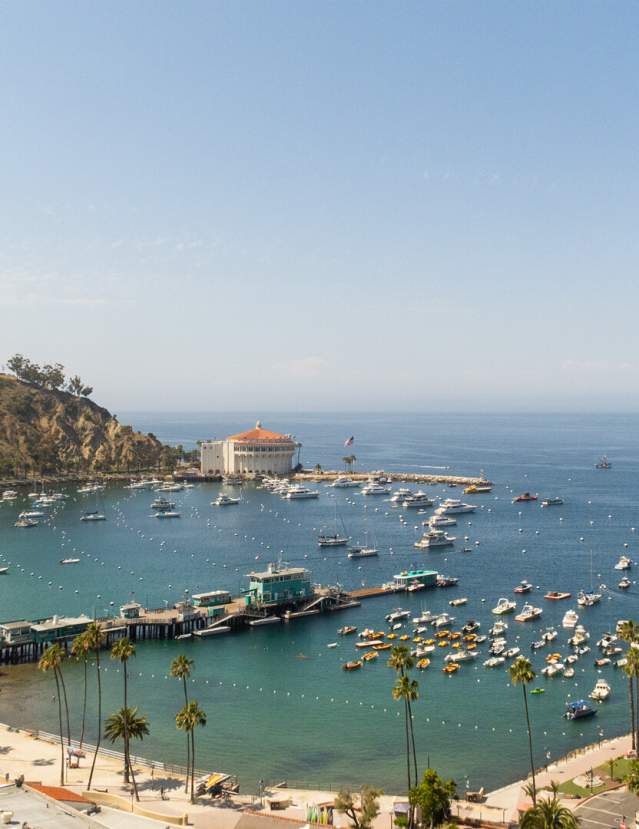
<box><xmin>0</xmin><ymin>373</ymin><xmax>167</xmax><ymax>476</ymax></box>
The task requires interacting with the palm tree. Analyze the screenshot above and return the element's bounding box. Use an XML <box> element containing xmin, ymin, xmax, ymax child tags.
<box><xmin>104</xmin><ymin>707</ymin><xmax>149</xmax><ymax>801</ymax></box>
<box><xmin>71</xmin><ymin>631</ymin><xmax>91</xmax><ymax>748</ymax></box>
<box><xmin>619</xmin><ymin>621</ymin><xmax>639</xmax><ymax>752</ymax></box>
<box><xmin>86</xmin><ymin>622</ymin><xmax>105</xmax><ymax>791</ymax></box>
<box><xmin>170</xmin><ymin>655</ymin><xmax>194</xmax><ymax>793</ymax></box>
<box><xmin>111</xmin><ymin>638</ymin><xmax>136</xmax><ymax>785</ymax></box>
<box><xmin>520</xmin><ymin>782</ymin><xmax>579</xmax><ymax>829</ymax></box>
<box><xmin>509</xmin><ymin>656</ymin><xmax>537</xmax><ymax>806</ymax></box>
<box><xmin>176</xmin><ymin>701</ymin><xmax>207</xmax><ymax>803</ymax></box>
<box><xmin>342</xmin><ymin>455</ymin><xmax>356</xmax><ymax>473</ymax></box>
<box><xmin>624</xmin><ymin>760</ymin><xmax>639</xmax><ymax>795</ymax></box>
<box><xmin>38</xmin><ymin>644</ymin><xmax>67</xmax><ymax>785</ymax></box>
<box><xmin>388</xmin><ymin>646</ymin><xmax>418</xmax><ymax>786</ymax></box>
<box><xmin>625</xmin><ymin>648</ymin><xmax>639</xmax><ymax>753</ymax></box>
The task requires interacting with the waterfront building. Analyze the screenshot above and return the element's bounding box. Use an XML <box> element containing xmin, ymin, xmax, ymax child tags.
<box><xmin>245</xmin><ymin>562</ymin><xmax>314</xmax><ymax>608</ymax></box>
<box><xmin>200</xmin><ymin>421</ymin><xmax>299</xmax><ymax>476</ymax></box>
<box><xmin>0</xmin><ymin>621</ymin><xmax>33</xmax><ymax>646</ymax></box>
<box><xmin>393</xmin><ymin>569</ymin><xmax>438</xmax><ymax>589</ymax></box>
<box><xmin>30</xmin><ymin>614</ymin><xmax>92</xmax><ymax>645</ymax></box>
<box><xmin>192</xmin><ymin>590</ymin><xmax>231</xmax><ymax>617</ymax></box>
<box><xmin>120</xmin><ymin>601</ymin><xmax>142</xmax><ymax>619</ymax></box>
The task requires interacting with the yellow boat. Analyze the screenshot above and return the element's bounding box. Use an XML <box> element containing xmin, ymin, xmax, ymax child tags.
<box><xmin>464</xmin><ymin>634</ymin><xmax>477</xmax><ymax>642</ymax></box>
<box><xmin>362</xmin><ymin>651</ymin><xmax>378</xmax><ymax>663</ymax></box>
<box><xmin>442</xmin><ymin>663</ymin><xmax>459</xmax><ymax>674</ymax></box>
<box><xmin>438</xmin><ymin>641</ymin><xmax>449</xmax><ymax>648</ymax></box>
<box><xmin>467</xmin><ymin>642</ymin><xmax>477</xmax><ymax>650</ymax></box>
<box><xmin>425</xmin><ymin>639</ymin><xmax>435</xmax><ymax>646</ymax></box>
<box><xmin>387</xmin><ymin>633</ymin><xmax>398</xmax><ymax>640</ymax></box>
<box><xmin>451</xmin><ymin>642</ymin><xmax>461</xmax><ymax>649</ymax></box>
<box><xmin>343</xmin><ymin>660</ymin><xmax>362</xmax><ymax>671</ymax></box>
<box><xmin>399</xmin><ymin>634</ymin><xmax>410</xmax><ymax>641</ymax></box>
<box><xmin>413</xmin><ymin>637</ymin><xmax>422</xmax><ymax>643</ymax></box>
<box><xmin>373</xmin><ymin>642</ymin><xmax>392</xmax><ymax>651</ymax></box>
<box><xmin>436</xmin><ymin>631</ymin><xmax>449</xmax><ymax>639</ymax></box>
<box><xmin>416</xmin><ymin>658</ymin><xmax>431</xmax><ymax>670</ymax></box>
<box><xmin>546</xmin><ymin>652</ymin><xmax>562</xmax><ymax>663</ymax></box>
<box><xmin>450</xmin><ymin>632</ymin><xmax>462</xmax><ymax>640</ymax></box>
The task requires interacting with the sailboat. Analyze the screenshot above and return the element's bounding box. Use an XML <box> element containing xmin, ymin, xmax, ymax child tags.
<box><xmin>347</xmin><ymin>527</ymin><xmax>378</xmax><ymax>558</ymax></box>
<box><xmin>578</xmin><ymin>549</ymin><xmax>602</xmax><ymax>606</ymax></box>
<box><xmin>318</xmin><ymin>504</ymin><xmax>349</xmax><ymax>546</ymax></box>
<box><xmin>595</xmin><ymin>456</ymin><xmax>611</xmax><ymax>469</ymax></box>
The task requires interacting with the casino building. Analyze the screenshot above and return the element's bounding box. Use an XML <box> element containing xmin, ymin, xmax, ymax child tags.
<box><xmin>200</xmin><ymin>421</ymin><xmax>300</xmax><ymax>476</ymax></box>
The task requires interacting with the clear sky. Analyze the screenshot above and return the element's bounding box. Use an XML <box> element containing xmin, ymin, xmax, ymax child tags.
<box><xmin>1</xmin><ymin>2</ymin><xmax>638</xmax><ymax>412</ymax></box>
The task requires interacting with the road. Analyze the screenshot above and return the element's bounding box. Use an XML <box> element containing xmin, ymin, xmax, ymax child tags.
<box><xmin>576</xmin><ymin>790</ymin><xmax>639</xmax><ymax>829</ymax></box>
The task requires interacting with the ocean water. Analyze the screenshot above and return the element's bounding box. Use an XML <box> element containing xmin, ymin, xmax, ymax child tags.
<box><xmin>1</xmin><ymin>412</ymin><xmax>638</xmax><ymax>794</ymax></box>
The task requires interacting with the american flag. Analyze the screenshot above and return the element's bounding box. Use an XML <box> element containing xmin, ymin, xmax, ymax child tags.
<box><xmin>344</xmin><ymin>436</ymin><xmax>354</xmax><ymax>447</ymax></box>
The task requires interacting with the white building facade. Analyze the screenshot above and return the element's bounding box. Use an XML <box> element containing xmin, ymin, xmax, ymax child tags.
<box><xmin>200</xmin><ymin>421</ymin><xmax>299</xmax><ymax>476</ymax></box>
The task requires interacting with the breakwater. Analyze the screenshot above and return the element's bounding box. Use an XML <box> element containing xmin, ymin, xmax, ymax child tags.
<box><xmin>293</xmin><ymin>470</ymin><xmax>490</xmax><ymax>485</ymax></box>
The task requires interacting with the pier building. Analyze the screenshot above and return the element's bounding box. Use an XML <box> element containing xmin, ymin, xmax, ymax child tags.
<box><xmin>200</xmin><ymin>421</ymin><xmax>299</xmax><ymax>476</ymax></box>
<box><xmin>393</xmin><ymin>569</ymin><xmax>438</xmax><ymax>590</ymax></box>
<box><xmin>245</xmin><ymin>563</ymin><xmax>314</xmax><ymax>608</ymax></box>
<box><xmin>30</xmin><ymin>614</ymin><xmax>92</xmax><ymax>645</ymax></box>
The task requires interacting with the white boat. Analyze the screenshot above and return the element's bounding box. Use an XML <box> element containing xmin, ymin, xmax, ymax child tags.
<box><xmin>432</xmin><ymin>613</ymin><xmax>455</xmax><ymax>628</ymax></box>
<box><xmin>590</xmin><ymin>678</ymin><xmax>611</xmax><ymax>701</ymax></box>
<box><xmin>157</xmin><ymin>482</ymin><xmax>184</xmax><ymax>492</ymax></box>
<box><xmin>412</xmin><ymin>610</ymin><xmax>435</xmax><ymax>624</ymax></box>
<box><xmin>0</xmin><ymin>567</ymin><xmax>8</xmax><ymax>574</ymax></box>
<box><xmin>434</xmin><ymin>499</ymin><xmax>476</xmax><ymax>516</ymax></box>
<box><xmin>390</xmin><ymin>488</ymin><xmax>413</xmax><ymax>503</ymax></box>
<box><xmin>361</xmin><ymin>482</ymin><xmax>391</xmax><ymax>495</ymax></box>
<box><xmin>155</xmin><ymin>511</ymin><xmax>181</xmax><ymax>519</ymax></box>
<box><xmin>619</xmin><ymin>577</ymin><xmax>632</xmax><ymax>590</ymax></box>
<box><xmin>222</xmin><ymin>476</ymin><xmax>243</xmax><ymax>486</ymax></box>
<box><xmin>427</xmin><ymin>515</ymin><xmax>457</xmax><ymax>527</ymax></box>
<box><xmin>213</xmin><ymin>494</ymin><xmax>240</xmax><ymax>506</ymax></box>
<box><xmin>541</xmin><ymin>662</ymin><xmax>565</xmax><ymax>677</ymax></box>
<box><xmin>152</xmin><ymin>497</ymin><xmax>176</xmax><ymax>510</ymax></box>
<box><xmin>615</xmin><ymin>556</ymin><xmax>632</xmax><ymax>571</ymax></box>
<box><xmin>562</xmin><ymin>609</ymin><xmax>579</xmax><ymax>628</ymax></box>
<box><xmin>449</xmin><ymin>597</ymin><xmax>468</xmax><ymax>607</ymax></box>
<box><xmin>541</xmin><ymin>627</ymin><xmax>558</xmax><ymax>642</ymax></box>
<box><xmin>249</xmin><ymin>616</ymin><xmax>281</xmax><ymax>626</ymax></box>
<box><xmin>14</xmin><ymin>518</ymin><xmax>38</xmax><ymax>527</ymax></box>
<box><xmin>318</xmin><ymin>533</ymin><xmax>349</xmax><ymax>547</ymax></box>
<box><xmin>414</xmin><ymin>529</ymin><xmax>455</xmax><ymax>549</ymax></box>
<box><xmin>402</xmin><ymin>491</ymin><xmax>434</xmax><ymax>509</ymax></box>
<box><xmin>330</xmin><ymin>478</ymin><xmax>360</xmax><ymax>488</ymax></box>
<box><xmin>492</xmin><ymin>598</ymin><xmax>517</xmax><ymax>615</ymax></box>
<box><xmin>386</xmin><ymin>609</ymin><xmax>411</xmax><ymax>623</ymax></box>
<box><xmin>285</xmin><ymin>485</ymin><xmax>320</xmax><ymax>500</ymax></box>
<box><xmin>19</xmin><ymin>510</ymin><xmax>46</xmax><ymax>519</ymax></box>
<box><xmin>489</xmin><ymin>621</ymin><xmax>508</xmax><ymax>636</ymax></box>
<box><xmin>568</xmin><ymin>625</ymin><xmax>590</xmax><ymax>646</ymax></box>
<box><xmin>80</xmin><ymin>511</ymin><xmax>106</xmax><ymax>522</ymax></box>
<box><xmin>578</xmin><ymin>590</ymin><xmax>602</xmax><ymax>607</ymax></box>
<box><xmin>484</xmin><ymin>656</ymin><xmax>505</xmax><ymax>668</ymax></box>
<box><xmin>60</xmin><ymin>558</ymin><xmax>80</xmax><ymax>565</ymax></box>
<box><xmin>515</xmin><ymin>603</ymin><xmax>542</xmax><ymax>622</ymax></box>
<box><xmin>347</xmin><ymin>547</ymin><xmax>378</xmax><ymax>558</ymax></box>
<box><xmin>504</xmin><ymin>647</ymin><xmax>521</xmax><ymax>659</ymax></box>
<box><xmin>2</xmin><ymin>490</ymin><xmax>18</xmax><ymax>501</ymax></box>
<box><xmin>194</xmin><ymin>625</ymin><xmax>231</xmax><ymax>637</ymax></box>
<box><xmin>445</xmin><ymin>650</ymin><xmax>477</xmax><ymax>663</ymax></box>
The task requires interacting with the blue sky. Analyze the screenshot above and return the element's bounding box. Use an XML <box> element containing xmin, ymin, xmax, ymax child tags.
<box><xmin>1</xmin><ymin>2</ymin><xmax>638</xmax><ymax>411</ymax></box>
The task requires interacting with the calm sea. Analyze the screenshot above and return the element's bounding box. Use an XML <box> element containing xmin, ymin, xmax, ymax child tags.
<box><xmin>1</xmin><ymin>412</ymin><xmax>638</xmax><ymax>794</ymax></box>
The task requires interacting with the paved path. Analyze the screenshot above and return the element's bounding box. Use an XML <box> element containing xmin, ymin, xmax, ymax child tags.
<box><xmin>576</xmin><ymin>790</ymin><xmax>639</xmax><ymax>829</ymax></box>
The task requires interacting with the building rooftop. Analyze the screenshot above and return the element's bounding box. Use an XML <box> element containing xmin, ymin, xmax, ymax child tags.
<box><xmin>248</xmin><ymin>565</ymin><xmax>310</xmax><ymax>579</ymax></box>
<box><xmin>31</xmin><ymin>614</ymin><xmax>92</xmax><ymax>633</ymax></box>
<box><xmin>227</xmin><ymin>420</ymin><xmax>296</xmax><ymax>443</ymax></box>
<box><xmin>0</xmin><ymin>620</ymin><xmax>32</xmax><ymax>630</ymax></box>
<box><xmin>394</xmin><ymin>569</ymin><xmax>438</xmax><ymax>578</ymax></box>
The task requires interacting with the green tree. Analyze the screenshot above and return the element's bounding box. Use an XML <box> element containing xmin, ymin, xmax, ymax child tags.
<box><xmin>71</xmin><ymin>631</ymin><xmax>91</xmax><ymax>748</ymax></box>
<box><xmin>519</xmin><ymin>783</ymin><xmax>579</xmax><ymax>829</ymax></box>
<box><xmin>624</xmin><ymin>759</ymin><xmax>639</xmax><ymax>795</ymax></box>
<box><xmin>409</xmin><ymin>769</ymin><xmax>456</xmax><ymax>829</ymax></box>
<box><xmin>104</xmin><ymin>707</ymin><xmax>149</xmax><ymax>801</ymax></box>
<box><xmin>111</xmin><ymin>638</ymin><xmax>136</xmax><ymax>785</ymax></box>
<box><xmin>170</xmin><ymin>655</ymin><xmax>194</xmax><ymax>793</ymax></box>
<box><xmin>38</xmin><ymin>644</ymin><xmax>68</xmax><ymax>785</ymax></box>
<box><xmin>625</xmin><ymin>647</ymin><xmax>639</xmax><ymax>753</ymax></box>
<box><xmin>176</xmin><ymin>701</ymin><xmax>207</xmax><ymax>803</ymax></box>
<box><xmin>86</xmin><ymin>622</ymin><xmax>105</xmax><ymax>791</ymax></box>
<box><xmin>67</xmin><ymin>375</ymin><xmax>93</xmax><ymax>397</ymax></box>
<box><xmin>314</xmin><ymin>463</ymin><xmax>323</xmax><ymax>475</ymax></box>
<box><xmin>509</xmin><ymin>656</ymin><xmax>537</xmax><ymax>806</ymax></box>
<box><xmin>335</xmin><ymin>786</ymin><xmax>383</xmax><ymax>829</ymax></box>
<box><xmin>389</xmin><ymin>646</ymin><xmax>419</xmax><ymax>794</ymax></box>
<box><xmin>342</xmin><ymin>455</ymin><xmax>356</xmax><ymax>473</ymax></box>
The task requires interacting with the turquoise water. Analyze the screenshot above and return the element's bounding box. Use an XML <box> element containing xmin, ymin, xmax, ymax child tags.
<box><xmin>1</xmin><ymin>413</ymin><xmax>639</xmax><ymax>793</ymax></box>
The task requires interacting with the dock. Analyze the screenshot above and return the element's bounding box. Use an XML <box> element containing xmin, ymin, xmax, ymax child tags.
<box><xmin>293</xmin><ymin>470</ymin><xmax>490</xmax><ymax>486</ymax></box>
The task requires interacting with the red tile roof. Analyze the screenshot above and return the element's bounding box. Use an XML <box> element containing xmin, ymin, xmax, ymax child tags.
<box><xmin>227</xmin><ymin>423</ymin><xmax>295</xmax><ymax>443</ymax></box>
<box><xmin>28</xmin><ymin>783</ymin><xmax>88</xmax><ymax>803</ymax></box>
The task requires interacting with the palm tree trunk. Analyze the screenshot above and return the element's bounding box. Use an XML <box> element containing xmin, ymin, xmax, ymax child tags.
<box><xmin>88</xmin><ymin>650</ymin><xmax>102</xmax><ymax>791</ymax></box>
<box><xmin>190</xmin><ymin>729</ymin><xmax>196</xmax><ymax>804</ymax></box>
<box><xmin>407</xmin><ymin>698</ymin><xmax>418</xmax><ymax>787</ymax></box>
<box><xmin>123</xmin><ymin>662</ymin><xmax>130</xmax><ymax>785</ymax></box>
<box><xmin>183</xmin><ymin>677</ymin><xmax>190</xmax><ymax>794</ymax></box>
<box><xmin>129</xmin><ymin>743</ymin><xmax>140</xmax><ymax>801</ymax></box>
<box><xmin>522</xmin><ymin>685</ymin><xmax>536</xmax><ymax>805</ymax></box>
<box><xmin>53</xmin><ymin>669</ymin><xmax>65</xmax><ymax>786</ymax></box>
<box><xmin>58</xmin><ymin>667</ymin><xmax>72</xmax><ymax>753</ymax></box>
<box><xmin>630</xmin><ymin>678</ymin><xmax>636</xmax><ymax>752</ymax></box>
<box><xmin>403</xmin><ymin>698</ymin><xmax>412</xmax><ymax>829</ymax></box>
<box><xmin>635</xmin><ymin>675</ymin><xmax>639</xmax><ymax>755</ymax></box>
<box><xmin>80</xmin><ymin>658</ymin><xmax>87</xmax><ymax>748</ymax></box>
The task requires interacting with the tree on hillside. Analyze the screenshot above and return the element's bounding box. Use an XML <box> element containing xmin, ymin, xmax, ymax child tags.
<box><xmin>409</xmin><ymin>769</ymin><xmax>456</xmax><ymax>829</ymax></box>
<box><xmin>67</xmin><ymin>375</ymin><xmax>93</xmax><ymax>397</ymax></box>
<box><xmin>335</xmin><ymin>786</ymin><xmax>382</xmax><ymax>829</ymax></box>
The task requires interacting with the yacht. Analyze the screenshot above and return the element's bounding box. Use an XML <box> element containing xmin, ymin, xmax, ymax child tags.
<box><xmin>347</xmin><ymin>546</ymin><xmax>378</xmax><ymax>558</ymax></box>
<box><xmin>619</xmin><ymin>576</ymin><xmax>632</xmax><ymax>590</ymax></box>
<box><xmin>595</xmin><ymin>456</ymin><xmax>611</xmax><ymax>469</ymax></box>
<box><xmin>2</xmin><ymin>490</ymin><xmax>18</xmax><ymax>501</ymax></box>
<box><xmin>15</xmin><ymin>517</ymin><xmax>38</xmax><ymax>527</ymax></box>
<box><xmin>414</xmin><ymin>529</ymin><xmax>455</xmax><ymax>549</ymax></box>
<box><xmin>432</xmin><ymin>613</ymin><xmax>455</xmax><ymax>629</ymax></box>
<box><xmin>427</xmin><ymin>514</ymin><xmax>457</xmax><ymax>528</ymax></box>
<box><xmin>285</xmin><ymin>486</ymin><xmax>319</xmax><ymax>500</ymax></box>
<box><xmin>155</xmin><ymin>510</ymin><xmax>181</xmax><ymax>519</ymax></box>
<box><xmin>80</xmin><ymin>510</ymin><xmax>106</xmax><ymax>522</ymax></box>
<box><xmin>514</xmin><ymin>580</ymin><xmax>533</xmax><ymax>594</ymax></box>
<box><xmin>434</xmin><ymin>499</ymin><xmax>476</xmax><ymax>516</ymax></box>
<box><xmin>318</xmin><ymin>533</ymin><xmax>349</xmax><ymax>547</ymax></box>
<box><xmin>564</xmin><ymin>700</ymin><xmax>597</xmax><ymax>720</ymax></box>
<box><xmin>483</xmin><ymin>656</ymin><xmax>505</xmax><ymax>668</ymax></box>
<box><xmin>152</xmin><ymin>496</ymin><xmax>176</xmax><ymax>511</ymax></box>
<box><xmin>578</xmin><ymin>590</ymin><xmax>602</xmax><ymax>607</ymax></box>
<box><xmin>386</xmin><ymin>609</ymin><xmax>411</xmax><ymax>623</ymax></box>
<box><xmin>390</xmin><ymin>488</ymin><xmax>413</xmax><ymax>504</ymax></box>
<box><xmin>60</xmin><ymin>558</ymin><xmax>81</xmax><ymax>565</ymax></box>
<box><xmin>562</xmin><ymin>609</ymin><xmax>579</xmax><ymax>628</ymax></box>
<box><xmin>330</xmin><ymin>478</ymin><xmax>360</xmax><ymax>488</ymax></box>
<box><xmin>512</xmin><ymin>492</ymin><xmax>538</xmax><ymax>503</ymax></box>
<box><xmin>541</xmin><ymin>497</ymin><xmax>563</xmax><ymax>507</ymax></box>
<box><xmin>615</xmin><ymin>555</ymin><xmax>632</xmax><ymax>571</ymax></box>
<box><xmin>492</xmin><ymin>597</ymin><xmax>517</xmax><ymax>615</ymax></box>
<box><xmin>213</xmin><ymin>494</ymin><xmax>240</xmax><ymax>506</ymax></box>
<box><xmin>19</xmin><ymin>510</ymin><xmax>46</xmax><ymax>519</ymax></box>
<box><xmin>515</xmin><ymin>604</ymin><xmax>542</xmax><ymax>622</ymax></box>
<box><xmin>403</xmin><ymin>491</ymin><xmax>434</xmax><ymax>509</ymax></box>
<box><xmin>361</xmin><ymin>482</ymin><xmax>391</xmax><ymax>496</ymax></box>
<box><xmin>590</xmin><ymin>678</ymin><xmax>611</xmax><ymax>701</ymax></box>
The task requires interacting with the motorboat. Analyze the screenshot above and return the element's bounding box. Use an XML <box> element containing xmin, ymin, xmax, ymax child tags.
<box><xmin>194</xmin><ymin>625</ymin><xmax>231</xmax><ymax>637</ymax></box>
<box><xmin>248</xmin><ymin>616</ymin><xmax>281</xmax><ymax>626</ymax></box>
<box><xmin>541</xmin><ymin>497</ymin><xmax>563</xmax><ymax>507</ymax></box>
<box><xmin>285</xmin><ymin>486</ymin><xmax>319</xmax><ymax>500</ymax></box>
<box><xmin>542</xmin><ymin>662</ymin><xmax>565</xmax><ymax>677</ymax></box>
<box><xmin>544</xmin><ymin>591</ymin><xmax>571</xmax><ymax>601</ymax></box>
<box><xmin>541</xmin><ymin>627</ymin><xmax>558</xmax><ymax>642</ymax></box>
<box><xmin>434</xmin><ymin>499</ymin><xmax>476</xmax><ymax>515</ymax></box>
<box><xmin>155</xmin><ymin>511</ymin><xmax>181</xmax><ymax>519</ymax></box>
<box><xmin>152</xmin><ymin>497</ymin><xmax>176</xmax><ymax>511</ymax></box>
<box><xmin>2</xmin><ymin>490</ymin><xmax>18</xmax><ymax>501</ymax></box>
<box><xmin>432</xmin><ymin>613</ymin><xmax>455</xmax><ymax>629</ymax></box>
<box><xmin>568</xmin><ymin>625</ymin><xmax>590</xmax><ymax>646</ymax></box>
<box><xmin>15</xmin><ymin>517</ymin><xmax>38</xmax><ymax>527</ymax></box>
<box><xmin>578</xmin><ymin>590</ymin><xmax>602</xmax><ymax>607</ymax></box>
<box><xmin>595</xmin><ymin>456</ymin><xmax>611</xmax><ymax>469</ymax></box>
<box><xmin>492</xmin><ymin>598</ymin><xmax>516</xmax><ymax>615</ymax></box>
<box><xmin>590</xmin><ymin>678</ymin><xmax>611</xmax><ymax>701</ymax></box>
<box><xmin>60</xmin><ymin>558</ymin><xmax>80</xmax><ymax>565</ymax></box>
<box><xmin>361</xmin><ymin>482</ymin><xmax>391</xmax><ymax>496</ymax></box>
<box><xmin>386</xmin><ymin>609</ymin><xmax>411</xmax><ymax>623</ymax></box>
<box><xmin>213</xmin><ymin>494</ymin><xmax>240</xmax><ymax>506</ymax></box>
<box><xmin>427</xmin><ymin>515</ymin><xmax>457</xmax><ymax>528</ymax></box>
<box><xmin>514</xmin><ymin>580</ymin><xmax>533</xmax><ymax>594</ymax></box>
<box><xmin>330</xmin><ymin>478</ymin><xmax>360</xmax><ymax>488</ymax></box>
<box><xmin>445</xmin><ymin>650</ymin><xmax>477</xmax><ymax>663</ymax></box>
<box><xmin>347</xmin><ymin>546</ymin><xmax>378</xmax><ymax>558</ymax></box>
<box><xmin>594</xmin><ymin>657</ymin><xmax>611</xmax><ymax>668</ymax></box>
<box><xmin>562</xmin><ymin>609</ymin><xmax>579</xmax><ymax>628</ymax></box>
<box><xmin>19</xmin><ymin>510</ymin><xmax>46</xmax><ymax>519</ymax></box>
<box><xmin>390</xmin><ymin>488</ymin><xmax>413</xmax><ymax>504</ymax></box>
<box><xmin>461</xmin><ymin>620</ymin><xmax>480</xmax><ymax>634</ymax></box>
<box><xmin>464</xmin><ymin>483</ymin><xmax>492</xmax><ymax>494</ymax></box>
<box><xmin>449</xmin><ymin>597</ymin><xmax>468</xmax><ymax>607</ymax></box>
<box><xmin>403</xmin><ymin>491</ymin><xmax>434</xmax><ymax>509</ymax></box>
<box><xmin>515</xmin><ymin>604</ymin><xmax>542</xmax><ymax>622</ymax></box>
<box><xmin>531</xmin><ymin>640</ymin><xmax>545</xmax><ymax>650</ymax></box>
<box><xmin>338</xmin><ymin>625</ymin><xmax>357</xmax><ymax>636</ymax></box>
<box><xmin>318</xmin><ymin>533</ymin><xmax>349</xmax><ymax>546</ymax></box>
<box><xmin>80</xmin><ymin>511</ymin><xmax>106</xmax><ymax>521</ymax></box>
<box><xmin>489</xmin><ymin>620</ymin><xmax>508</xmax><ymax>637</ymax></box>
<box><xmin>504</xmin><ymin>647</ymin><xmax>521</xmax><ymax>659</ymax></box>
<box><xmin>0</xmin><ymin>567</ymin><xmax>8</xmax><ymax>575</ymax></box>
<box><xmin>564</xmin><ymin>666</ymin><xmax>576</xmax><ymax>678</ymax></box>
<box><xmin>564</xmin><ymin>700</ymin><xmax>597</xmax><ymax>720</ymax></box>
<box><xmin>513</xmin><ymin>492</ymin><xmax>538</xmax><ymax>503</ymax></box>
<box><xmin>484</xmin><ymin>656</ymin><xmax>505</xmax><ymax>668</ymax></box>
<box><xmin>412</xmin><ymin>610</ymin><xmax>435</xmax><ymax>624</ymax></box>
<box><xmin>414</xmin><ymin>529</ymin><xmax>455</xmax><ymax>549</ymax></box>
<box><xmin>222</xmin><ymin>476</ymin><xmax>243</xmax><ymax>485</ymax></box>
<box><xmin>619</xmin><ymin>577</ymin><xmax>632</xmax><ymax>590</ymax></box>
<box><xmin>615</xmin><ymin>556</ymin><xmax>633</xmax><ymax>571</ymax></box>
<box><xmin>436</xmin><ymin>575</ymin><xmax>459</xmax><ymax>587</ymax></box>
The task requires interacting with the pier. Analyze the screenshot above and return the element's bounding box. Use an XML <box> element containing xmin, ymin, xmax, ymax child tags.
<box><xmin>293</xmin><ymin>469</ymin><xmax>490</xmax><ymax>486</ymax></box>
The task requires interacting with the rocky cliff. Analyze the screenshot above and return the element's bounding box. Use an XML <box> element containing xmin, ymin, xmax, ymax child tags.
<box><xmin>0</xmin><ymin>373</ymin><xmax>166</xmax><ymax>475</ymax></box>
